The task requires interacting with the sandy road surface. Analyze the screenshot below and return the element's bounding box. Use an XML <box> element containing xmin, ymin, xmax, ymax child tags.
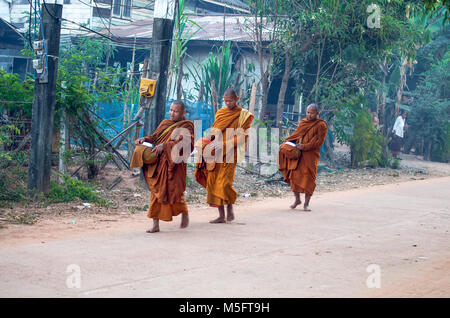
<box><xmin>0</xmin><ymin>177</ymin><xmax>449</xmax><ymax>297</ymax></box>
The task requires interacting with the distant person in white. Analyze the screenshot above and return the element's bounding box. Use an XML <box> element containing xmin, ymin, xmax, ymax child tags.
<box><xmin>389</xmin><ymin>111</ymin><xmax>407</xmax><ymax>158</ymax></box>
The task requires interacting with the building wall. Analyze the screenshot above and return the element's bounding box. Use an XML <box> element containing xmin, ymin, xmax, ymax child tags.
<box><xmin>1</xmin><ymin>0</ymin><xmax>154</xmax><ymax>35</ymax></box>
<box><xmin>0</xmin><ymin>0</ymin><xmax>11</xmax><ymax>23</ymax></box>
<box><xmin>167</xmin><ymin>44</ymin><xmax>266</xmax><ymax>116</ymax></box>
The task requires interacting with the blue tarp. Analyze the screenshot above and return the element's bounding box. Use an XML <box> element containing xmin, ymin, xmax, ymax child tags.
<box><xmin>96</xmin><ymin>99</ymin><xmax>215</xmax><ymax>146</ymax></box>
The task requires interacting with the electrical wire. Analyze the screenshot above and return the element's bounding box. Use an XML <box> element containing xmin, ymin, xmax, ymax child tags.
<box><xmin>77</xmin><ymin>0</ymin><xmax>154</xmax><ymax>11</ymax></box>
<box><xmin>89</xmin><ymin>0</ymin><xmax>115</xmax><ymax>38</ymax></box>
<box><xmin>39</xmin><ymin>0</ymin><xmax>175</xmax><ymax>47</ymax></box>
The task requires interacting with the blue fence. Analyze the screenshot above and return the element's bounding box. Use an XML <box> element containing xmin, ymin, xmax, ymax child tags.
<box><xmin>96</xmin><ymin>99</ymin><xmax>215</xmax><ymax>147</ymax></box>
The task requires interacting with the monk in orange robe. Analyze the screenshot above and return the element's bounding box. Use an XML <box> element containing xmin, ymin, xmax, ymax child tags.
<box><xmin>279</xmin><ymin>104</ymin><xmax>328</xmax><ymax>211</ymax></box>
<box><xmin>132</xmin><ymin>100</ymin><xmax>194</xmax><ymax>233</ymax></box>
<box><xmin>195</xmin><ymin>88</ymin><xmax>254</xmax><ymax>223</ymax></box>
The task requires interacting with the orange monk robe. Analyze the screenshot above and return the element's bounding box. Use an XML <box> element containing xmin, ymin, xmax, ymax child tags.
<box><xmin>136</xmin><ymin>118</ymin><xmax>194</xmax><ymax>221</ymax></box>
<box><xmin>279</xmin><ymin>118</ymin><xmax>328</xmax><ymax>195</ymax></box>
<box><xmin>195</xmin><ymin>106</ymin><xmax>253</xmax><ymax>206</ymax></box>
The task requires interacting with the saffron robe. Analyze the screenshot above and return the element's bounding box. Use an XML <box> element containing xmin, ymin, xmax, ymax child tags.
<box><xmin>279</xmin><ymin>118</ymin><xmax>328</xmax><ymax>195</ymax></box>
<box><xmin>131</xmin><ymin>118</ymin><xmax>194</xmax><ymax>221</ymax></box>
<box><xmin>195</xmin><ymin>106</ymin><xmax>253</xmax><ymax>206</ymax></box>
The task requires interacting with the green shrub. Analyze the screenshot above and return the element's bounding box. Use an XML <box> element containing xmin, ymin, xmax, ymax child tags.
<box><xmin>350</xmin><ymin>109</ymin><xmax>384</xmax><ymax>168</ymax></box>
<box><xmin>391</xmin><ymin>158</ymin><xmax>400</xmax><ymax>169</ymax></box>
<box><xmin>47</xmin><ymin>175</ymin><xmax>108</xmax><ymax>206</ymax></box>
<box><xmin>0</xmin><ymin>166</ymin><xmax>27</xmax><ymax>203</ymax></box>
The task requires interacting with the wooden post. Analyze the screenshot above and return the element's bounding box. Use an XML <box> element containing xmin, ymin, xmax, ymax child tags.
<box><xmin>123</xmin><ymin>35</ymin><xmax>136</xmax><ymax>131</ymax></box>
<box><xmin>143</xmin><ymin>0</ymin><xmax>176</xmax><ymax>137</ymax></box>
<box><xmin>28</xmin><ymin>3</ymin><xmax>62</xmax><ymax>195</ymax></box>
<box><xmin>249</xmin><ymin>82</ymin><xmax>257</xmax><ymax>115</ymax></box>
<box><xmin>211</xmin><ymin>79</ymin><xmax>218</xmax><ymax>114</ymax></box>
<box><xmin>58</xmin><ymin>81</ymin><xmax>68</xmax><ymax>184</ymax></box>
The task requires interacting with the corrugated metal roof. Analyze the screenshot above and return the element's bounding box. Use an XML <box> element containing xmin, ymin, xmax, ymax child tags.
<box><xmin>0</xmin><ymin>17</ymin><xmax>25</xmax><ymax>49</ymax></box>
<box><xmin>200</xmin><ymin>0</ymin><xmax>251</xmax><ymax>13</ymax></box>
<box><xmin>94</xmin><ymin>15</ymin><xmax>272</xmax><ymax>44</ymax></box>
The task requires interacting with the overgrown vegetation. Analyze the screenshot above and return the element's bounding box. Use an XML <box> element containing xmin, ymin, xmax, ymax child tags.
<box><xmin>47</xmin><ymin>175</ymin><xmax>109</xmax><ymax>206</ymax></box>
<box><xmin>1</xmin><ymin>0</ymin><xmax>448</xmax><ymax>213</ymax></box>
<box><xmin>57</xmin><ymin>38</ymin><xmax>129</xmax><ymax>179</ymax></box>
<box><xmin>187</xmin><ymin>42</ymin><xmax>239</xmax><ymax>111</ymax></box>
<box><xmin>407</xmin><ymin>50</ymin><xmax>450</xmax><ymax>162</ymax></box>
<box><xmin>247</xmin><ymin>0</ymin><xmax>448</xmax><ymax>166</ymax></box>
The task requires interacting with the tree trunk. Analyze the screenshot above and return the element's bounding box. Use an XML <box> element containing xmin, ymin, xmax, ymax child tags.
<box><xmin>211</xmin><ymin>79</ymin><xmax>218</xmax><ymax>114</ymax></box>
<box><xmin>233</xmin><ymin>57</ymin><xmax>242</xmax><ymax>89</ymax></box>
<box><xmin>176</xmin><ymin>56</ymin><xmax>184</xmax><ymax>100</ymax></box>
<box><xmin>424</xmin><ymin>141</ymin><xmax>432</xmax><ymax>161</ymax></box>
<box><xmin>324</xmin><ymin>121</ymin><xmax>335</xmax><ymax>167</ymax></box>
<box><xmin>314</xmin><ymin>37</ymin><xmax>326</xmax><ymax>104</ymax></box>
<box><xmin>275</xmin><ymin>53</ymin><xmax>292</xmax><ymax>128</ymax></box>
<box><xmin>395</xmin><ymin>58</ymin><xmax>408</xmax><ymax>117</ymax></box>
<box><xmin>258</xmin><ymin>72</ymin><xmax>270</xmax><ymax>121</ymax></box>
<box><xmin>198</xmin><ymin>82</ymin><xmax>204</xmax><ymax>102</ymax></box>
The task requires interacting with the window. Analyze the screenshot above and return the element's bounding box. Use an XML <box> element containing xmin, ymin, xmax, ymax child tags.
<box><xmin>63</xmin><ymin>0</ymin><xmax>71</xmax><ymax>4</ymax></box>
<box><xmin>93</xmin><ymin>7</ymin><xmax>111</xmax><ymax>19</ymax></box>
<box><xmin>113</xmin><ymin>0</ymin><xmax>121</xmax><ymax>16</ymax></box>
<box><xmin>195</xmin><ymin>8</ymin><xmax>206</xmax><ymax>16</ymax></box>
<box><xmin>123</xmin><ymin>0</ymin><xmax>131</xmax><ymax>18</ymax></box>
<box><xmin>112</xmin><ymin>0</ymin><xmax>132</xmax><ymax>19</ymax></box>
<box><xmin>94</xmin><ymin>0</ymin><xmax>112</xmax><ymax>4</ymax></box>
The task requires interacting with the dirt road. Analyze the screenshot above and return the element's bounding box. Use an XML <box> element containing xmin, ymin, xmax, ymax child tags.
<box><xmin>0</xmin><ymin>177</ymin><xmax>449</xmax><ymax>297</ymax></box>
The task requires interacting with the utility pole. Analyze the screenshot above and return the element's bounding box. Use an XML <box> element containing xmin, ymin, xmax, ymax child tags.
<box><xmin>143</xmin><ymin>0</ymin><xmax>176</xmax><ymax>137</ymax></box>
<box><xmin>28</xmin><ymin>3</ymin><xmax>62</xmax><ymax>195</ymax></box>
<box><xmin>105</xmin><ymin>0</ymin><xmax>114</xmax><ymax>69</ymax></box>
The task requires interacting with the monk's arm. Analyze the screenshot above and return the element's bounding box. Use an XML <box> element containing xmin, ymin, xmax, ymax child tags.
<box><xmin>143</xmin><ymin>126</ymin><xmax>163</xmax><ymax>144</ymax></box>
<box><xmin>162</xmin><ymin>125</ymin><xmax>195</xmax><ymax>157</ymax></box>
<box><xmin>143</xmin><ymin>134</ymin><xmax>157</xmax><ymax>143</ymax></box>
<box><xmin>284</xmin><ymin>125</ymin><xmax>302</xmax><ymax>143</ymax></box>
<box><xmin>144</xmin><ymin>120</ymin><xmax>169</xmax><ymax>144</ymax></box>
<box><xmin>241</xmin><ymin>115</ymin><xmax>254</xmax><ymax>149</ymax></box>
<box><xmin>224</xmin><ymin>115</ymin><xmax>254</xmax><ymax>152</ymax></box>
<box><xmin>301</xmin><ymin>123</ymin><xmax>328</xmax><ymax>151</ymax></box>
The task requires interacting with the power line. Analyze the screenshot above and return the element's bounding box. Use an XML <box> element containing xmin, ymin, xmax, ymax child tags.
<box><xmin>37</xmin><ymin>0</ymin><xmax>175</xmax><ymax>47</ymax></box>
<box><xmin>76</xmin><ymin>0</ymin><xmax>155</xmax><ymax>11</ymax></box>
<box><xmin>89</xmin><ymin>0</ymin><xmax>115</xmax><ymax>38</ymax></box>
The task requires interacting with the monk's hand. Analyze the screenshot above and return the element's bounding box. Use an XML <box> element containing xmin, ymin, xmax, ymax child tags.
<box><xmin>296</xmin><ymin>144</ymin><xmax>303</xmax><ymax>150</ymax></box>
<box><xmin>135</xmin><ymin>137</ymin><xmax>145</xmax><ymax>145</ymax></box>
<box><xmin>153</xmin><ymin>143</ymin><xmax>164</xmax><ymax>155</ymax></box>
<box><xmin>211</xmin><ymin>141</ymin><xmax>222</xmax><ymax>151</ymax></box>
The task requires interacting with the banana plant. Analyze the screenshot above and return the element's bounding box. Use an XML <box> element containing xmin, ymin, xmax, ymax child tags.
<box><xmin>187</xmin><ymin>42</ymin><xmax>240</xmax><ymax>113</ymax></box>
<box><xmin>168</xmin><ymin>0</ymin><xmax>202</xmax><ymax>100</ymax></box>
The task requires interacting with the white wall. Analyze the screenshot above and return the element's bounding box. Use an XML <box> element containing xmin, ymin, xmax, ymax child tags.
<box><xmin>3</xmin><ymin>0</ymin><xmax>154</xmax><ymax>35</ymax></box>
<box><xmin>0</xmin><ymin>0</ymin><xmax>12</xmax><ymax>23</ymax></box>
<box><xmin>5</xmin><ymin>0</ymin><xmax>91</xmax><ymax>34</ymax></box>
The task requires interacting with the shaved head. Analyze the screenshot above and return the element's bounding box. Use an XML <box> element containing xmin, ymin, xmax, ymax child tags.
<box><xmin>172</xmin><ymin>100</ymin><xmax>186</xmax><ymax>111</ymax></box>
<box><xmin>307</xmin><ymin>103</ymin><xmax>319</xmax><ymax>113</ymax></box>
<box><xmin>169</xmin><ymin>100</ymin><xmax>186</xmax><ymax>121</ymax></box>
<box><xmin>306</xmin><ymin>103</ymin><xmax>319</xmax><ymax>121</ymax></box>
<box><xmin>223</xmin><ymin>88</ymin><xmax>239</xmax><ymax>109</ymax></box>
<box><xmin>223</xmin><ymin>88</ymin><xmax>237</xmax><ymax>98</ymax></box>
<box><xmin>224</xmin><ymin>88</ymin><xmax>238</xmax><ymax>98</ymax></box>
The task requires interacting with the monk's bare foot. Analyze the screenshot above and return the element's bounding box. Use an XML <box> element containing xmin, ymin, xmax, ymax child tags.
<box><xmin>146</xmin><ymin>226</ymin><xmax>160</xmax><ymax>233</ymax></box>
<box><xmin>290</xmin><ymin>199</ymin><xmax>301</xmax><ymax>209</ymax></box>
<box><xmin>209</xmin><ymin>217</ymin><xmax>226</xmax><ymax>224</ymax></box>
<box><xmin>226</xmin><ymin>205</ymin><xmax>234</xmax><ymax>222</ymax></box>
<box><xmin>180</xmin><ymin>213</ymin><xmax>189</xmax><ymax>228</ymax></box>
<box><xmin>303</xmin><ymin>204</ymin><xmax>311</xmax><ymax>212</ymax></box>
